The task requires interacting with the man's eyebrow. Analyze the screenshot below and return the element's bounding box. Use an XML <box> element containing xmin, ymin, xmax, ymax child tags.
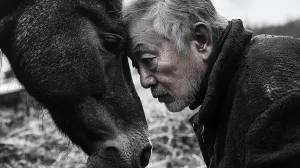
<box><xmin>132</xmin><ymin>43</ymin><xmax>158</xmax><ymax>57</ymax></box>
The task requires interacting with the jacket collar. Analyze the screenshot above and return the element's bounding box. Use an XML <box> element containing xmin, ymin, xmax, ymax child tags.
<box><xmin>189</xmin><ymin>19</ymin><xmax>253</xmax><ymax>126</ymax></box>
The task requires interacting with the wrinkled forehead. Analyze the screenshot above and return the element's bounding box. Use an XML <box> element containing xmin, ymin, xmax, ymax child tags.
<box><xmin>128</xmin><ymin>18</ymin><xmax>171</xmax><ymax>50</ymax></box>
<box><xmin>128</xmin><ymin>19</ymin><xmax>161</xmax><ymax>45</ymax></box>
<box><xmin>129</xmin><ymin>19</ymin><xmax>153</xmax><ymax>37</ymax></box>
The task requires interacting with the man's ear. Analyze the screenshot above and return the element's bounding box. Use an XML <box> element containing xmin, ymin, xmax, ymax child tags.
<box><xmin>194</xmin><ymin>22</ymin><xmax>213</xmax><ymax>61</ymax></box>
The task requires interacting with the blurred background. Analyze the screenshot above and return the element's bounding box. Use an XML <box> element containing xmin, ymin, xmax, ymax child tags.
<box><xmin>0</xmin><ymin>0</ymin><xmax>300</xmax><ymax>167</ymax></box>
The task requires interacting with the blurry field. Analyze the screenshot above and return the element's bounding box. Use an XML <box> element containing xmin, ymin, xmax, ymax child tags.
<box><xmin>0</xmin><ymin>60</ymin><xmax>205</xmax><ymax>168</ymax></box>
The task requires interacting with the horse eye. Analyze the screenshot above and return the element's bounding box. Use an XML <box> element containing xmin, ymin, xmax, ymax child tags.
<box><xmin>102</xmin><ymin>34</ymin><xmax>124</xmax><ymax>55</ymax></box>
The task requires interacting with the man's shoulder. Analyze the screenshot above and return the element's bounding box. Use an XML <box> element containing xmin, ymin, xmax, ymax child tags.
<box><xmin>235</xmin><ymin>34</ymin><xmax>300</xmax><ymax>101</ymax></box>
<box><xmin>241</xmin><ymin>34</ymin><xmax>300</xmax><ymax>74</ymax></box>
<box><xmin>247</xmin><ymin>34</ymin><xmax>300</xmax><ymax>58</ymax></box>
<box><xmin>251</xmin><ymin>34</ymin><xmax>300</xmax><ymax>45</ymax></box>
<box><xmin>227</xmin><ymin>34</ymin><xmax>300</xmax><ymax>136</ymax></box>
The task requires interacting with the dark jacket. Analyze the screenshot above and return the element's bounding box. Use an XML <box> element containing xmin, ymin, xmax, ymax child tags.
<box><xmin>189</xmin><ymin>19</ymin><xmax>300</xmax><ymax>168</ymax></box>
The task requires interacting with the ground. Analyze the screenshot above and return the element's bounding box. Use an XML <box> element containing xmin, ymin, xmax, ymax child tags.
<box><xmin>0</xmin><ymin>69</ymin><xmax>205</xmax><ymax>168</ymax></box>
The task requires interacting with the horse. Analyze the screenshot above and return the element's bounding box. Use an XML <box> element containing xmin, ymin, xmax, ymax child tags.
<box><xmin>0</xmin><ymin>0</ymin><xmax>151</xmax><ymax>167</ymax></box>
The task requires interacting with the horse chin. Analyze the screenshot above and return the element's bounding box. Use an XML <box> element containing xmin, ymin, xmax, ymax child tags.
<box><xmin>87</xmin><ymin>154</ymin><xmax>120</xmax><ymax>168</ymax></box>
<box><xmin>85</xmin><ymin>133</ymin><xmax>151</xmax><ymax>168</ymax></box>
<box><xmin>87</xmin><ymin>154</ymin><xmax>137</xmax><ymax>168</ymax></box>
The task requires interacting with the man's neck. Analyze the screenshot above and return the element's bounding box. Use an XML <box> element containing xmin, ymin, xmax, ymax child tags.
<box><xmin>189</xmin><ymin>19</ymin><xmax>253</xmax><ymax>126</ymax></box>
<box><xmin>189</xmin><ymin>21</ymin><xmax>232</xmax><ymax>110</ymax></box>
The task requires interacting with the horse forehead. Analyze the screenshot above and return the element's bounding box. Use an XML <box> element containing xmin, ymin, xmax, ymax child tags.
<box><xmin>19</xmin><ymin>0</ymin><xmax>125</xmax><ymax>35</ymax></box>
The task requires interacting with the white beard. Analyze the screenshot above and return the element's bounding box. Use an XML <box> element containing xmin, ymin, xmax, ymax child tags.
<box><xmin>165</xmin><ymin>72</ymin><xmax>202</xmax><ymax>112</ymax></box>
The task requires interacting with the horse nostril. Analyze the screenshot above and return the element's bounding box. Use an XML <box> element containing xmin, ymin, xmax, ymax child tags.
<box><xmin>140</xmin><ymin>145</ymin><xmax>152</xmax><ymax>168</ymax></box>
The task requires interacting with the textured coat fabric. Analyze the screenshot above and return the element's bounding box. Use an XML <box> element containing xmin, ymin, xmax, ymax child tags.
<box><xmin>189</xmin><ymin>19</ymin><xmax>300</xmax><ymax>168</ymax></box>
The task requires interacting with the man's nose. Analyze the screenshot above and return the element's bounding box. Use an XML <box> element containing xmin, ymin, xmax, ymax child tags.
<box><xmin>139</xmin><ymin>68</ymin><xmax>157</xmax><ymax>88</ymax></box>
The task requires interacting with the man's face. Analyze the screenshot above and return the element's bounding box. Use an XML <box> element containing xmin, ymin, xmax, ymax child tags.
<box><xmin>129</xmin><ymin>19</ymin><xmax>207</xmax><ymax>112</ymax></box>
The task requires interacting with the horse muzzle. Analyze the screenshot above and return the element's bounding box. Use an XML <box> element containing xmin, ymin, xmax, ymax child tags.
<box><xmin>86</xmin><ymin>135</ymin><xmax>152</xmax><ymax>168</ymax></box>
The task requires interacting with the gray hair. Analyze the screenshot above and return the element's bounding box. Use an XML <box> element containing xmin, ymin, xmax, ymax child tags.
<box><xmin>123</xmin><ymin>0</ymin><xmax>228</xmax><ymax>55</ymax></box>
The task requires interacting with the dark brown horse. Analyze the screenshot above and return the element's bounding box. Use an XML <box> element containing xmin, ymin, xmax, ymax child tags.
<box><xmin>0</xmin><ymin>0</ymin><xmax>151</xmax><ymax>167</ymax></box>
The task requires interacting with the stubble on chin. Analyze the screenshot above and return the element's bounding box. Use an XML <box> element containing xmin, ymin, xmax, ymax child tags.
<box><xmin>151</xmin><ymin>73</ymin><xmax>201</xmax><ymax>112</ymax></box>
<box><xmin>151</xmin><ymin>86</ymin><xmax>186</xmax><ymax>112</ymax></box>
<box><xmin>165</xmin><ymin>79</ymin><xmax>201</xmax><ymax>112</ymax></box>
<box><xmin>165</xmin><ymin>91</ymin><xmax>197</xmax><ymax>112</ymax></box>
<box><xmin>164</xmin><ymin>99</ymin><xmax>187</xmax><ymax>112</ymax></box>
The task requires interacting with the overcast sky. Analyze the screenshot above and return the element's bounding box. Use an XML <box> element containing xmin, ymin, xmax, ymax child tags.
<box><xmin>212</xmin><ymin>0</ymin><xmax>300</xmax><ymax>26</ymax></box>
<box><xmin>124</xmin><ymin>0</ymin><xmax>300</xmax><ymax>27</ymax></box>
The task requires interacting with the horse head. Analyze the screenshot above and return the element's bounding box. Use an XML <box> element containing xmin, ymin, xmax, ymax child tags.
<box><xmin>0</xmin><ymin>0</ymin><xmax>151</xmax><ymax>167</ymax></box>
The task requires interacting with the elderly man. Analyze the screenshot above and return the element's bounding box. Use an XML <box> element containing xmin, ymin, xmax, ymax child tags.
<box><xmin>123</xmin><ymin>0</ymin><xmax>300</xmax><ymax>167</ymax></box>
